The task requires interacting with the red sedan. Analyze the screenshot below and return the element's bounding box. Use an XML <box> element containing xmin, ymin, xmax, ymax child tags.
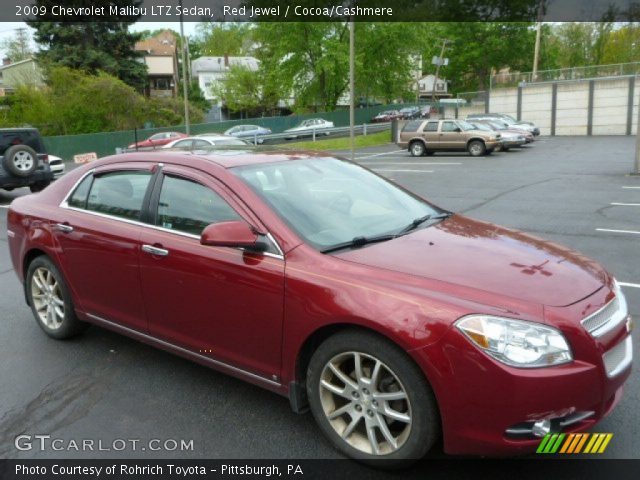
<box><xmin>127</xmin><ymin>131</ymin><xmax>187</xmax><ymax>149</ymax></box>
<box><xmin>7</xmin><ymin>150</ymin><xmax>632</xmax><ymax>464</ymax></box>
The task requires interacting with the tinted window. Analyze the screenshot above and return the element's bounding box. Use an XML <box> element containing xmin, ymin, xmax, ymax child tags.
<box><xmin>402</xmin><ymin>121</ymin><xmax>423</xmax><ymax>133</ymax></box>
<box><xmin>424</xmin><ymin>122</ymin><xmax>438</xmax><ymax>132</ymax></box>
<box><xmin>192</xmin><ymin>139</ymin><xmax>211</xmax><ymax>148</ymax></box>
<box><xmin>441</xmin><ymin>121</ymin><xmax>458</xmax><ymax>132</ymax></box>
<box><xmin>156</xmin><ymin>175</ymin><xmax>241</xmax><ymax>236</ymax></box>
<box><xmin>172</xmin><ymin>140</ymin><xmax>193</xmax><ymax>148</ymax></box>
<box><xmin>67</xmin><ymin>175</ymin><xmax>93</xmax><ymax>209</ymax></box>
<box><xmin>87</xmin><ymin>171</ymin><xmax>152</xmax><ymax>221</ymax></box>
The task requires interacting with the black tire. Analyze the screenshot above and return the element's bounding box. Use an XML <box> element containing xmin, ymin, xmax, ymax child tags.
<box><xmin>25</xmin><ymin>255</ymin><xmax>88</xmax><ymax>339</ymax></box>
<box><xmin>2</xmin><ymin>145</ymin><xmax>39</xmax><ymax>177</ymax></box>
<box><xmin>307</xmin><ymin>330</ymin><xmax>440</xmax><ymax>467</ymax></box>
<box><xmin>409</xmin><ymin>141</ymin><xmax>426</xmax><ymax>157</ymax></box>
<box><xmin>501</xmin><ymin>147</ymin><xmax>510</xmax><ymax>152</ymax></box>
<box><xmin>425</xmin><ymin>151</ymin><xmax>435</xmax><ymax>156</ymax></box>
<box><xmin>29</xmin><ymin>181</ymin><xmax>50</xmax><ymax>193</ymax></box>
<box><xmin>467</xmin><ymin>140</ymin><xmax>486</xmax><ymax>157</ymax></box>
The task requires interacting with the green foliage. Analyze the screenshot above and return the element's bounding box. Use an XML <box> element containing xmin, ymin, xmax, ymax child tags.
<box><xmin>0</xmin><ymin>67</ymin><xmax>203</xmax><ymax>135</ymax></box>
<box><xmin>27</xmin><ymin>0</ymin><xmax>148</xmax><ymax>90</ymax></box>
<box><xmin>196</xmin><ymin>23</ymin><xmax>253</xmax><ymax>56</ymax></box>
<box><xmin>0</xmin><ymin>28</ymin><xmax>32</xmax><ymax>63</ymax></box>
<box><xmin>183</xmin><ymin>80</ymin><xmax>210</xmax><ymax>113</ymax></box>
<box><xmin>602</xmin><ymin>24</ymin><xmax>640</xmax><ymax>64</ymax></box>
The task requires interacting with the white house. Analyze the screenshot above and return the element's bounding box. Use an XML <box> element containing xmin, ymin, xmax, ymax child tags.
<box><xmin>418</xmin><ymin>74</ymin><xmax>450</xmax><ymax>98</ymax></box>
<box><xmin>191</xmin><ymin>56</ymin><xmax>259</xmax><ymax>101</ymax></box>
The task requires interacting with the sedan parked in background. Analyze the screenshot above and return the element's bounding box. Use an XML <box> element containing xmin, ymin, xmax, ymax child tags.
<box><xmin>284</xmin><ymin>119</ymin><xmax>334</xmax><ymax>139</ymax></box>
<box><xmin>399</xmin><ymin>107</ymin><xmax>421</xmax><ymax>120</ymax></box>
<box><xmin>466</xmin><ymin>114</ymin><xmax>540</xmax><ymax>136</ymax></box>
<box><xmin>127</xmin><ymin>131</ymin><xmax>188</xmax><ymax>149</ymax></box>
<box><xmin>224</xmin><ymin>125</ymin><xmax>272</xmax><ymax>144</ymax></box>
<box><xmin>467</xmin><ymin>122</ymin><xmax>526</xmax><ymax>151</ymax></box>
<box><xmin>475</xmin><ymin>119</ymin><xmax>535</xmax><ymax>143</ymax></box>
<box><xmin>371</xmin><ymin>110</ymin><xmax>404</xmax><ymax>123</ymax></box>
<box><xmin>163</xmin><ymin>135</ymin><xmax>248</xmax><ymax>149</ymax></box>
<box><xmin>8</xmin><ymin>150</ymin><xmax>632</xmax><ymax>464</ymax></box>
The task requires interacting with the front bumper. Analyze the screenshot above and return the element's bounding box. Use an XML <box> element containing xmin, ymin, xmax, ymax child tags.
<box><xmin>412</xmin><ymin>288</ymin><xmax>632</xmax><ymax>456</ymax></box>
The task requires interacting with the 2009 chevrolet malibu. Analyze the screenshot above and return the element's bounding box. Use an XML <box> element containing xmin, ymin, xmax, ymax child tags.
<box><xmin>7</xmin><ymin>150</ymin><xmax>633</xmax><ymax>464</ymax></box>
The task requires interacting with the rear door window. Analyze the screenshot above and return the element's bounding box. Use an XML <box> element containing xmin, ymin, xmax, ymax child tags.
<box><xmin>402</xmin><ymin>121</ymin><xmax>423</xmax><ymax>133</ymax></box>
<box><xmin>424</xmin><ymin>122</ymin><xmax>439</xmax><ymax>132</ymax></box>
<box><xmin>86</xmin><ymin>171</ymin><xmax>152</xmax><ymax>221</ymax></box>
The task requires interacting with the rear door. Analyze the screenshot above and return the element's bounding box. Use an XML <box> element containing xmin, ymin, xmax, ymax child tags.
<box><xmin>421</xmin><ymin>121</ymin><xmax>440</xmax><ymax>146</ymax></box>
<box><xmin>53</xmin><ymin>163</ymin><xmax>156</xmax><ymax>331</ymax></box>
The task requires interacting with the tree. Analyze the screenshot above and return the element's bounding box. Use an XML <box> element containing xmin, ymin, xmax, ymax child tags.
<box><xmin>212</xmin><ymin>64</ymin><xmax>284</xmax><ymax>116</ymax></box>
<box><xmin>602</xmin><ymin>24</ymin><xmax>640</xmax><ymax>64</ymax></box>
<box><xmin>423</xmin><ymin>22</ymin><xmax>535</xmax><ymax>92</ymax></box>
<box><xmin>195</xmin><ymin>23</ymin><xmax>253</xmax><ymax>56</ymax></box>
<box><xmin>0</xmin><ymin>28</ymin><xmax>33</xmax><ymax>63</ymax></box>
<box><xmin>26</xmin><ymin>0</ymin><xmax>147</xmax><ymax>90</ymax></box>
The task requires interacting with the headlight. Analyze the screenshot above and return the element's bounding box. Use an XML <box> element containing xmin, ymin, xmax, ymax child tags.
<box><xmin>455</xmin><ymin>315</ymin><xmax>572</xmax><ymax>368</ymax></box>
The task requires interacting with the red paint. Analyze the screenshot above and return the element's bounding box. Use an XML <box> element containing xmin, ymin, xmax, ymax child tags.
<box><xmin>7</xmin><ymin>151</ymin><xmax>632</xmax><ymax>456</ymax></box>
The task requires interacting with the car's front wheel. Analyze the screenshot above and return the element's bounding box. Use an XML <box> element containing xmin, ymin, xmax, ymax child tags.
<box><xmin>307</xmin><ymin>330</ymin><xmax>439</xmax><ymax>467</ymax></box>
<box><xmin>29</xmin><ymin>181</ymin><xmax>50</xmax><ymax>193</ymax></box>
<box><xmin>467</xmin><ymin>140</ymin><xmax>486</xmax><ymax>157</ymax></box>
<box><xmin>26</xmin><ymin>256</ymin><xmax>88</xmax><ymax>339</ymax></box>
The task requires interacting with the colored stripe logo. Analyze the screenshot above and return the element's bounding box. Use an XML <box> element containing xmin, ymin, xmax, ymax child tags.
<box><xmin>537</xmin><ymin>433</ymin><xmax>613</xmax><ymax>454</ymax></box>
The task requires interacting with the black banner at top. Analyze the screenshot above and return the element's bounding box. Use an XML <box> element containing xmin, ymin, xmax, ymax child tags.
<box><xmin>4</xmin><ymin>0</ymin><xmax>640</xmax><ymax>23</ymax></box>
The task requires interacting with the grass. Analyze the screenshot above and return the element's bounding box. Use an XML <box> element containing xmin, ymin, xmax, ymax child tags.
<box><xmin>280</xmin><ymin>130</ymin><xmax>391</xmax><ymax>151</ymax></box>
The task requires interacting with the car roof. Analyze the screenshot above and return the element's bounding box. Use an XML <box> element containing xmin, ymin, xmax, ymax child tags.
<box><xmin>98</xmin><ymin>149</ymin><xmax>333</xmax><ymax>169</ymax></box>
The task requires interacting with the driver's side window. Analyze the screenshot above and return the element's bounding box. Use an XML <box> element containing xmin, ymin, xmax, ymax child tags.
<box><xmin>441</xmin><ymin>121</ymin><xmax>458</xmax><ymax>132</ymax></box>
<box><xmin>156</xmin><ymin>175</ymin><xmax>241</xmax><ymax>236</ymax></box>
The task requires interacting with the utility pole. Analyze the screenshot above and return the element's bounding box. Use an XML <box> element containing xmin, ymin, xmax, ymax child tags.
<box><xmin>179</xmin><ymin>0</ymin><xmax>190</xmax><ymax>134</ymax></box>
<box><xmin>532</xmin><ymin>0</ymin><xmax>544</xmax><ymax>82</ymax></box>
<box><xmin>431</xmin><ymin>39</ymin><xmax>449</xmax><ymax>104</ymax></box>
<box><xmin>349</xmin><ymin>20</ymin><xmax>355</xmax><ymax>162</ymax></box>
<box><xmin>634</xmin><ymin>82</ymin><xmax>640</xmax><ymax>175</ymax></box>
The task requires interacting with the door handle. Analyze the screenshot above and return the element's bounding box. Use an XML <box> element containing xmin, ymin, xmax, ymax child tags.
<box><xmin>142</xmin><ymin>244</ymin><xmax>169</xmax><ymax>257</ymax></box>
<box><xmin>55</xmin><ymin>223</ymin><xmax>74</xmax><ymax>234</ymax></box>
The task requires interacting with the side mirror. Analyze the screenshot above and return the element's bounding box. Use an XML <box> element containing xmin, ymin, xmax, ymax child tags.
<box><xmin>454</xmin><ymin>127</ymin><xmax>462</xmax><ymax>132</ymax></box>
<box><xmin>200</xmin><ymin>221</ymin><xmax>267</xmax><ymax>252</ymax></box>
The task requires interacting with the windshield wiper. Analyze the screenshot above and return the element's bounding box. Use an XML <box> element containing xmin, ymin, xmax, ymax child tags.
<box><xmin>320</xmin><ymin>234</ymin><xmax>397</xmax><ymax>254</ymax></box>
<box><xmin>397</xmin><ymin>212</ymin><xmax>453</xmax><ymax>235</ymax></box>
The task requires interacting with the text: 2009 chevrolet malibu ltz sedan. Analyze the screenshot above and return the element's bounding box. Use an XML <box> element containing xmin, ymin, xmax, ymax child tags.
<box><xmin>7</xmin><ymin>150</ymin><xmax>632</xmax><ymax>465</ymax></box>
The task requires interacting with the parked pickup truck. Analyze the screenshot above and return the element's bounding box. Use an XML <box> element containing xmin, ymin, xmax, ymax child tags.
<box><xmin>398</xmin><ymin>119</ymin><xmax>501</xmax><ymax>157</ymax></box>
<box><xmin>1</xmin><ymin>128</ymin><xmax>54</xmax><ymax>192</ymax></box>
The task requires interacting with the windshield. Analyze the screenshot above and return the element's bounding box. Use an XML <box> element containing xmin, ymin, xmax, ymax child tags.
<box><xmin>233</xmin><ymin>157</ymin><xmax>441</xmax><ymax>251</ymax></box>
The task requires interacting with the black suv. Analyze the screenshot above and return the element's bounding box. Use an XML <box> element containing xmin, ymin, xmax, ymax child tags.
<box><xmin>1</xmin><ymin>128</ymin><xmax>54</xmax><ymax>192</ymax></box>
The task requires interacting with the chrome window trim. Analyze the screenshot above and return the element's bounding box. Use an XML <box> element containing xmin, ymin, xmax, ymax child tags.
<box><xmin>603</xmin><ymin>335</ymin><xmax>633</xmax><ymax>378</ymax></box>
<box><xmin>59</xmin><ymin>168</ymin><xmax>285</xmax><ymax>260</ymax></box>
<box><xmin>86</xmin><ymin>313</ymin><xmax>281</xmax><ymax>387</ymax></box>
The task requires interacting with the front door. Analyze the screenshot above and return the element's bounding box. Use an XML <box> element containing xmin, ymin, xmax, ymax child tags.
<box><xmin>138</xmin><ymin>166</ymin><xmax>285</xmax><ymax>380</ymax></box>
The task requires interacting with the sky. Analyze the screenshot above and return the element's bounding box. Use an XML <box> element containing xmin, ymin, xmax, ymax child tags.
<box><xmin>0</xmin><ymin>21</ymin><xmax>200</xmax><ymax>59</ymax></box>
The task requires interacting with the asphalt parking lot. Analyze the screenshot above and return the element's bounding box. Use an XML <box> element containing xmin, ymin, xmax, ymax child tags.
<box><xmin>0</xmin><ymin>136</ymin><xmax>638</xmax><ymax>461</ymax></box>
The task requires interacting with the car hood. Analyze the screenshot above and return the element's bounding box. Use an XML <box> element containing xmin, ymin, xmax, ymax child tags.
<box><xmin>336</xmin><ymin>215</ymin><xmax>607</xmax><ymax>308</ymax></box>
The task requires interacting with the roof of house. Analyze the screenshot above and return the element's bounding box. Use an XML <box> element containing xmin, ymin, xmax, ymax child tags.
<box><xmin>191</xmin><ymin>56</ymin><xmax>259</xmax><ymax>74</ymax></box>
<box><xmin>135</xmin><ymin>31</ymin><xmax>177</xmax><ymax>56</ymax></box>
<box><xmin>0</xmin><ymin>58</ymin><xmax>36</xmax><ymax>71</ymax></box>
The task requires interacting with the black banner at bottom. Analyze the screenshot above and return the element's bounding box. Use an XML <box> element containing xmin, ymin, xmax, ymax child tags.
<box><xmin>0</xmin><ymin>459</ymin><xmax>639</xmax><ymax>480</ymax></box>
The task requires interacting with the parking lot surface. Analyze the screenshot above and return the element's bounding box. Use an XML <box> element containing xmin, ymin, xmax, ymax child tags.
<box><xmin>0</xmin><ymin>136</ymin><xmax>638</xmax><ymax>460</ymax></box>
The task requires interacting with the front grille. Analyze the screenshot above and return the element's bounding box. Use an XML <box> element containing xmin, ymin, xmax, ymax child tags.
<box><xmin>602</xmin><ymin>336</ymin><xmax>633</xmax><ymax>377</ymax></box>
<box><xmin>582</xmin><ymin>296</ymin><xmax>621</xmax><ymax>335</ymax></box>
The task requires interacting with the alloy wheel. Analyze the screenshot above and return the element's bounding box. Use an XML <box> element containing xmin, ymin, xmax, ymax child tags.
<box><xmin>319</xmin><ymin>351</ymin><xmax>412</xmax><ymax>456</ymax></box>
<box><xmin>31</xmin><ymin>267</ymin><xmax>65</xmax><ymax>330</ymax></box>
<box><xmin>13</xmin><ymin>151</ymin><xmax>35</xmax><ymax>172</ymax></box>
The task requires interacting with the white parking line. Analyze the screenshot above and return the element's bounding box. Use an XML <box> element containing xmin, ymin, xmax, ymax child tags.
<box><xmin>611</xmin><ymin>203</ymin><xmax>640</xmax><ymax>206</ymax></box>
<box><xmin>362</xmin><ymin>162</ymin><xmax>462</xmax><ymax>166</ymax></box>
<box><xmin>622</xmin><ymin>186</ymin><xmax>640</xmax><ymax>189</ymax></box>
<box><xmin>373</xmin><ymin>169</ymin><xmax>434</xmax><ymax>173</ymax></box>
<box><xmin>619</xmin><ymin>282</ymin><xmax>640</xmax><ymax>289</ymax></box>
<box><xmin>0</xmin><ymin>205</ymin><xmax>9</xmax><ymax>209</ymax></box>
<box><xmin>596</xmin><ymin>228</ymin><xmax>640</xmax><ymax>235</ymax></box>
<box><xmin>354</xmin><ymin>151</ymin><xmax>398</xmax><ymax>160</ymax></box>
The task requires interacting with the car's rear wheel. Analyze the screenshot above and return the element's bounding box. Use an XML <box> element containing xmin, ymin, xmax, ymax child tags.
<box><xmin>26</xmin><ymin>256</ymin><xmax>88</xmax><ymax>339</ymax></box>
<box><xmin>307</xmin><ymin>330</ymin><xmax>439</xmax><ymax>467</ymax></box>
<box><xmin>409</xmin><ymin>141</ymin><xmax>426</xmax><ymax>157</ymax></box>
<box><xmin>3</xmin><ymin>145</ymin><xmax>38</xmax><ymax>177</ymax></box>
<box><xmin>467</xmin><ymin>140</ymin><xmax>486</xmax><ymax>157</ymax></box>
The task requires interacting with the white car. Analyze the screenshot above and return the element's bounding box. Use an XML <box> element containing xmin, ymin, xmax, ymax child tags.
<box><xmin>162</xmin><ymin>135</ymin><xmax>249</xmax><ymax>149</ymax></box>
<box><xmin>284</xmin><ymin>118</ymin><xmax>334</xmax><ymax>139</ymax></box>
<box><xmin>48</xmin><ymin>155</ymin><xmax>65</xmax><ymax>178</ymax></box>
